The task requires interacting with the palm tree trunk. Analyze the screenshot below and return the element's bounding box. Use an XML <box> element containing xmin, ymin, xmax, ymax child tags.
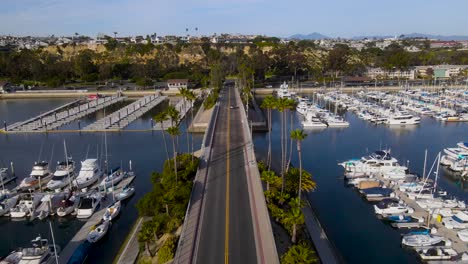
<box><xmin>298</xmin><ymin>141</ymin><xmax>303</xmax><ymax>201</ymax></box>
<box><xmin>145</xmin><ymin>242</ymin><xmax>152</xmax><ymax>257</ymax></box>
<box><xmin>292</xmin><ymin>223</ymin><xmax>297</xmax><ymax>243</ymax></box>
<box><xmin>280</xmin><ymin>111</ymin><xmax>285</xmax><ymax>193</ymax></box>
<box><xmin>267</xmin><ymin>108</ymin><xmax>271</xmax><ymax>170</ymax></box>
<box><xmin>165</xmin><ymin>203</ymin><xmax>169</xmax><ymax>216</ymax></box>
<box><xmin>190</xmin><ymin>100</ymin><xmax>195</xmax><ymax>162</ymax></box>
<box><xmin>184</xmin><ymin>99</ymin><xmax>190</xmax><ymax>154</ymax></box>
<box><xmin>160</xmin><ymin>122</ymin><xmax>170</xmax><ymax>160</ymax></box>
<box><xmin>287</xmin><ymin>110</ymin><xmax>293</xmax><ymax>172</ymax></box>
<box><xmin>172</xmin><ymin>136</ymin><xmax>178</xmax><ymax>184</ymax></box>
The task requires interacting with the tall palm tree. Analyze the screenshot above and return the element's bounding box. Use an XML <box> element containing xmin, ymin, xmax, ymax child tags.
<box><xmin>283</xmin><ymin>207</ymin><xmax>304</xmax><ymax>243</ymax></box>
<box><xmin>167</xmin><ymin>126</ymin><xmax>181</xmax><ymax>184</ymax></box>
<box><xmin>154</xmin><ymin>112</ymin><xmax>170</xmax><ymax>160</ymax></box>
<box><xmin>286</xmin><ymin>101</ymin><xmax>298</xmax><ymax>172</ymax></box>
<box><xmin>276</xmin><ymin>98</ymin><xmax>295</xmax><ymax>193</ymax></box>
<box><xmin>166</xmin><ymin>105</ymin><xmax>180</xmax><ymax>127</ymax></box>
<box><xmin>260</xmin><ymin>96</ymin><xmax>277</xmax><ymax>169</ymax></box>
<box><xmin>186</xmin><ymin>90</ymin><xmax>197</xmax><ymax>161</ymax></box>
<box><xmin>178</xmin><ymin>87</ymin><xmax>190</xmax><ymax>154</ymax></box>
<box><xmin>290</xmin><ymin>129</ymin><xmax>307</xmax><ymax>201</ymax></box>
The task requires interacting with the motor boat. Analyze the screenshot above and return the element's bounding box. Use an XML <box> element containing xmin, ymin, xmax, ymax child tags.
<box><xmin>87</xmin><ymin>220</ymin><xmax>110</xmax><ymax>243</ymax></box>
<box><xmin>325</xmin><ymin>115</ymin><xmax>350</xmax><ymax>127</ymax></box>
<box><xmin>384</xmin><ymin>214</ymin><xmax>424</xmax><ymax>224</ymax></box>
<box><xmin>10</xmin><ymin>194</ymin><xmax>43</xmax><ymax>218</ymax></box>
<box><xmin>402</xmin><ymin>233</ymin><xmax>444</xmax><ymax>247</ymax></box>
<box><xmin>302</xmin><ymin>117</ymin><xmax>327</xmax><ymax>128</ymax></box>
<box><xmin>339</xmin><ymin>150</ymin><xmax>407</xmax><ymax>175</ymax></box>
<box><xmin>386</xmin><ymin>111</ymin><xmax>421</xmax><ymax>126</ymax></box>
<box><xmin>33</xmin><ymin>195</ymin><xmax>53</xmax><ymax>221</ymax></box>
<box><xmin>102</xmin><ymin>201</ymin><xmax>121</xmax><ymax>221</ymax></box>
<box><xmin>76</xmin><ymin>193</ymin><xmax>102</xmax><ymax>219</ymax></box>
<box><xmin>442</xmin><ymin>211</ymin><xmax>468</xmax><ymax>229</ymax></box>
<box><xmin>18</xmin><ymin>162</ymin><xmax>52</xmax><ymax>191</ymax></box>
<box><xmin>0</xmin><ymin>194</ymin><xmax>19</xmax><ymax>216</ymax></box>
<box><xmin>360</xmin><ymin>187</ymin><xmax>393</xmax><ymax>200</ymax></box>
<box><xmin>99</xmin><ymin>168</ymin><xmax>125</xmax><ymax>191</ymax></box>
<box><xmin>296</xmin><ymin>102</ymin><xmax>309</xmax><ymax>115</ymax></box>
<box><xmin>74</xmin><ymin>159</ymin><xmax>103</xmax><ymax>189</ymax></box>
<box><xmin>374</xmin><ymin>198</ymin><xmax>414</xmax><ymax>215</ymax></box>
<box><xmin>46</xmin><ymin>160</ymin><xmax>76</xmax><ymax>191</ymax></box>
<box><xmin>116</xmin><ymin>185</ymin><xmax>135</xmax><ymax>201</ymax></box>
<box><xmin>276</xmin><ymin>82</ymin><xmax>294</xmax><ymax>98</ymax></box>
<box><xmin>1</xmin><ymin>236</ymin><xmax>60</xmax><ymax>264</ymax></box>
<box><xmin>56</xmin><ymin>192</ymin><xmax>80</xmax><ymax>217</ymax></box>
<box><xmin>416</xmin><ymin>247</ymin><xmax>457</xmax><ymax>260</ymax></box>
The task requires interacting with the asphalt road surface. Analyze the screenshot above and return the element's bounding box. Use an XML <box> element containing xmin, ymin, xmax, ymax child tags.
<box><xmin>195</xmin><ymin>85</ymin><xmax>257</xmax><ymax>264</ymax></box>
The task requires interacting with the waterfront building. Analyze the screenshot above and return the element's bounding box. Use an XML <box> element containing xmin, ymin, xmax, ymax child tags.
<box><xmin>167</xmin><ymin>79</ymin><xmax>191</xmax><ymax>91</ymax></box>
<box><xmin>367</xmin><ymin>67</ymin><xmax>416</xmax><ymax>80</ymax></box>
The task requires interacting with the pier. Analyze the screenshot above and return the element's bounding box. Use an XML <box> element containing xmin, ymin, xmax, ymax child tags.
<box><xmin>83</xmin><ymin>94</ymin><xmax>166</xmax><ymax>131</ymax></box>
<box><xmin>3</xmin><ymin>95</ymin><xmax>125</xmax><ymax>133</ymax></box>
<box><xmin>58</xmin><ymin>175</ymin><xmax>135</xmax><ymax>264</ymax></box>
<box><xmin>154</xmin><ymin>98</ymin><xmax>194</xmax><ymax>130</ymax></box>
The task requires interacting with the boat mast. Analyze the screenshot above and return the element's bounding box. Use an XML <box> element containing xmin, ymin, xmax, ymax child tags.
<box><xmin>63</xmin><ymin>140</ymin><xmax>72</xmax><ymax>190</ymax></box>
<box><xmin>48</xmin><ymin>221</ymin><xmax>59</xmax><ymax>264</ymax></box>
<box><xmin>422</xmin><ymin>149</ymin><xmax>427</xmax><ymax>179</ymax></box>
<box><xmin>433</xmin><ymin>152</ymin><xmax>441</xmax><ymax>195</ymax></box>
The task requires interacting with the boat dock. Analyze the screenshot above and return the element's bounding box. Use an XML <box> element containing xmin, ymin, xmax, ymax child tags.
<box><xmin>58</xmin><ymin>174</ymin><xmax>135</xmax><ymax>264</ymax></box>
<box><xmin>3</xmin><ymin>95</ymin><xmax>125</xmax><ymax>133</ymax></box>
<box><xmin>83</xmin><ymin>94</ymin><xmax>166</xmax><ymax>131</ymax></box>
<box><xmin>154</xmin><ymin>98</ymin><xmax>192</xmax><ymax>130</ymax></box>
<box><xmin>375</xmin><ymin>174</ymin><xmax>468</xmax><ymax>257</ymax></box>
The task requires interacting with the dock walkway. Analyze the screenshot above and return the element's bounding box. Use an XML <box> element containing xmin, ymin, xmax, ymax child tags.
<box><xmin>83</xmin><ymin>94</ymin><xmax>166</xmax><ymax>131</ymax></box>
<box><xmin>58</xmin><ymin>175</ymin><xmax>135</xmax><ymax>264</ymax></box>
<box><xmin>154</xmin><ymin>98</ymin><xmax>193</xmax><ymax>130</ymax></box>
<box><xmin>5</xmin><ymin>95</ymin><xmax>126</xmax><ymax>132</ymax></box>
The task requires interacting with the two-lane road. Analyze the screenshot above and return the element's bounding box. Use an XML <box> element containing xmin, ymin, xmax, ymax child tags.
<box><xmin>195</xmin><ymin>85</ymin><xmax>257</xmax><ymax>264</ymax></box>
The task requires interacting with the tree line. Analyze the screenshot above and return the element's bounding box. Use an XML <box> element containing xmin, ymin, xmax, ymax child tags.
<box><xmin>1</xmin><ymin>40</ymin><xmax>467</xmax><ymax>88</ymax></box>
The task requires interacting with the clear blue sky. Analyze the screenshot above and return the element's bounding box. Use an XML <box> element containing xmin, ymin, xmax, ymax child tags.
<box><xmin>1</xmin><ymin>0</ymin><xmax>467</xmax><ymax>37</ymax></box>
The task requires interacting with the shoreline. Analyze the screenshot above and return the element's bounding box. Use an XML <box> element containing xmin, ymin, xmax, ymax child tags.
<box><xmin>0</xmin><ymin>89</ymin><xmax>191</xmax><ymax>99</ymax></box>
<box><xmin>254</xmin><ymin>85</ymin><xmax>464</xmax><ymax>94</ymax></box>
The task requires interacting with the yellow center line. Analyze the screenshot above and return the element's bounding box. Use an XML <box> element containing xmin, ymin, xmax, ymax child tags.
<box><xmin>225</xmin><ymin>87</ymin><xmax>231</xmax><ymax>264</ymax></box>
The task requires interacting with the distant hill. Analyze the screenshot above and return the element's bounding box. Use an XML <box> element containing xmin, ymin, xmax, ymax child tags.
<box><xmin>289</xmin><ymin>32</ymin><xmax>329</xmax><ymax>40</ymax></box>
<box><xmin>352</xmin><ymin>33</ymin><xmax>468</xmax><ymax>41</ymax></box>
<box><xmin>292</xmin><ymin>32</ymin><xmax>468</xmax><ymax>41</ymax></box>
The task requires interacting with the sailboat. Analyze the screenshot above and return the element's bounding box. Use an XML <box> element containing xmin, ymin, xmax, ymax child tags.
<box><xmin>103</xmin><ymin>200</ymin><xmax>121</xmax><ymax>221</ymax></box>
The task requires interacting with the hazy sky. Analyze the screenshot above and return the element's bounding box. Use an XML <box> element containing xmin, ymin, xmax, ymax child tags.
<box><xmin>1</xmin><ymin>0</ymin><xmax>468</xmax><ymax>37</ymax></box>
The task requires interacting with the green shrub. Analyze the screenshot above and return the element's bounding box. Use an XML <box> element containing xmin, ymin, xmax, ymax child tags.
<box><xmin>158</xmin><ymin>236</ymin><xmax>177</xmax><ymax>264</ymax></box>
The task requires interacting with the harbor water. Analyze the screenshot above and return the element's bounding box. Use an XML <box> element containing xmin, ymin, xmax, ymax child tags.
<box><xmin>253</xmin><ymin>96</ymin><xmax>468</xmax><ymax>263</ymax></box>
<box><xmin>0</xmin><ymin>98</ymin><xmax>202</xmax><ymax>263</ymax></box>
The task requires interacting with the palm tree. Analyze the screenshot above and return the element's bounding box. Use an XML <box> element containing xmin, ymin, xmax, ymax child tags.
<box><xmin>281</xmin><ymin>243</ymin><xmax>317</xmax><ymax>264</ymax></box>
<box><xmin>261</xmin><ymin>170</ymin><xmax>278</xmax><ymax>192</ymax></box>
<box><xmin>260</xmin><ymin>96</ymin><xmax>277</xmax><ymax>169</ymax></box>
<box><xmin>283</xmin><ymin>207</ymin><xmax>304</xmax><ymax>243</ymax></box>
<box><xmin>166</xmin><ymin>105</ymin><xmax>180</xmax><ymax>127</ymax></box>
<box><xmin>154</xmin><ymin>112</ymin><xmax>170</xmax><ymax>160</ymax></box>
<box><xmin>186</xmin><ymin>90</ymin><xmax>197</xmax><ymax>161</ymax></box>
<box><xmin>286</xmin><ymin>101</ymin><xmax>298</xmax><ymax>172</ymax></box>
<box><xmin>167</xmin><ymin>126</ymin><xmax>181</xmax><ymax>183</ymax></box>
<box><xmin>178</xmin><ymin>87</ymin><xmax>190</xmax><ymax>154</ymax></box>
<box><xmin>290</xmin><ymin>129</ymin><xmax>307</xmax><ymax>201</ymax></box>
<box><xmin>276</xmin><ymin>98</ymin><xmax>296</xmax><ymax>193</ymax></box>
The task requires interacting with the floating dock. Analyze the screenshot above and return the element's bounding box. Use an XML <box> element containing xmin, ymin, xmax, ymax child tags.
<box><xmin>3</xmin><ymin>95</ymin><xmax>125</xmax><ymax>133</ymax></box>
<box><xmin>83</xmin><ymin>94</ymin><xmax>166</xmax><ymax>131</ymax></box>
<box><xmin>58</xmin><ymin>175</ymin><xmax>135</xmax><ymax>264</ymax></box>
<box><xmin>154</xmin><ymin>98</ymin><xmax>193</xmax><ymax>130</ymax></box>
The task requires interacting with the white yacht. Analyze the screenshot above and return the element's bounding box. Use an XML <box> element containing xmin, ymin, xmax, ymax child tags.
<box><xmin>325</xmin><ymin>115</ymin><xmax>350</xmax><ymax>127</ymax></box>
<box><xmin>296</xmin><ymin>101</ymin><xmax>309</xmax><ymax>115</ymax></box>
<box><xmin>99</xmin><ymin>168</ymin><xmax>125</xmax><ymax>191</ymax></box>
<box><xmin>339</xmin><ymin>150</ymin><xmax>407</xmax><ymax>175</ymax></box>
<box><xmin>386</xmin><ymin>111</ymin><xmax>421</xmax><ymax>126</ymax></box>
<box><xmin>74</xmin><ymin>159</ymin><xmax>103</xmax><ymax>189</ymax></box>
<box><xmin>46</xmin><ymin>160</ymin><xmax>76</xmax><ymax>191</ymax></box>
<box><xmin>374</xmin><ymin>199</ymin><xmax>414</xmax><ymax>215</ymax></box>
<box><xmin>402</xmin><ymin>233</ymin><xmax>444</xmax><ymax>247</ymax></box>
<box><xmin>302</xmin><ymin>117</ymin><xmax>327</xmax><ymax>128</ymax></box>
<box><xmin>18</xmin><ymin>162</ymin><xmax>52</xmax><ymax>191</ymax></box>
<box><xmin>76</xmin><ymin>193</ymin><xmax>102</xmax><ymax>219</ymax></box>
<box><xmin>2</xmin><ymin>236</ymin><xmax>59</xmax><ymax>264</ymax></box>
<box><xmin>276</xmin><ymin>82</ymin><xmax>295</xmax><ymax>98</ymax></box>
<box><xmin>0</xmin><ymin>194</ymin><xmax>19</xmax><ymax>216</ymax></box>
<box><xmin>102</xmin><ymin>201</ymin><xmax>121</xmax><ymax>221</ymax></box>
<box><xmin>457</xmin><ymin>229</ymin><xmax>468</xmax><ymax>242</ymax></box>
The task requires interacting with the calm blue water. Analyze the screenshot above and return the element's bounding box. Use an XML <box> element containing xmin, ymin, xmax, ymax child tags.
<box><xmin>0</xmin><ymin>98</ymin><xmax>202</xmax><ymax>263</ymax></box>
<box><xmin>253</xmin><ymin>98</ymin><xmax>468</xmax><ymax>264</ymax></box>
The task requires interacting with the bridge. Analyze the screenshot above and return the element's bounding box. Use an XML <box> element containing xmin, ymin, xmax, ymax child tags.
<box><xmin>174</xmin><ymin>85</ymin><xmax>278</xmax><ymax>264</ymax></box>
